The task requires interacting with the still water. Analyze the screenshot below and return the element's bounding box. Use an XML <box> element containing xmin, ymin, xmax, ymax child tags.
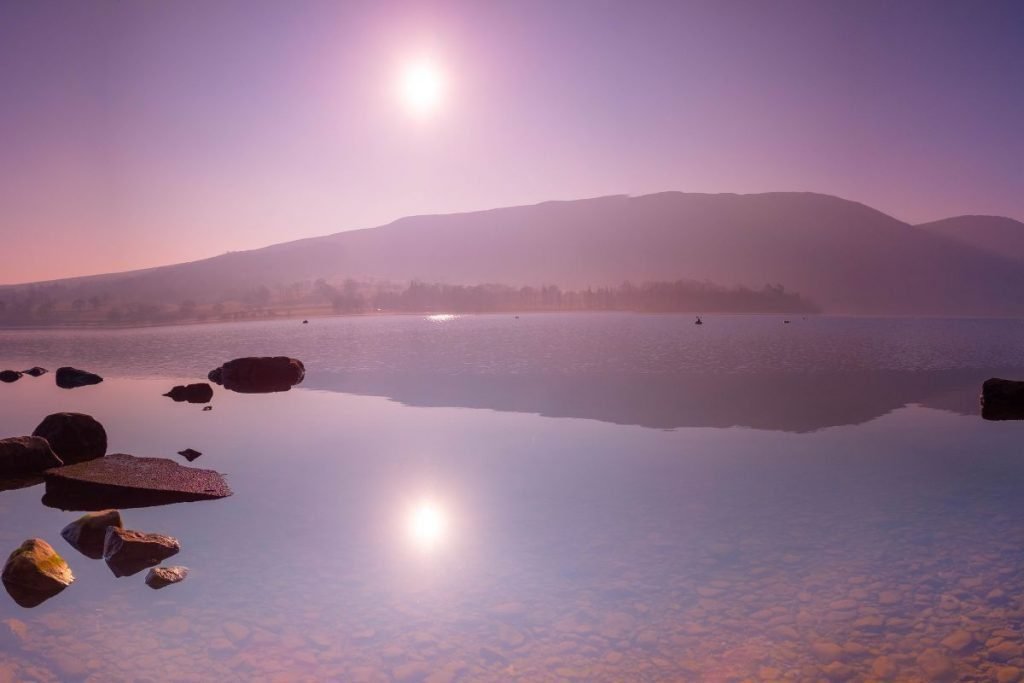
<box><xmin>1</xmin><ymin>313</ymin><xmax>1024</xmax><ymax>682</ymax></box>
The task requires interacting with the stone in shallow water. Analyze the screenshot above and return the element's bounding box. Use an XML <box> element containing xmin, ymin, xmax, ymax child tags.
<box><xmin>940</xmin><ymin>629</ymin><xmax>974</xmax><ymax>653</ymax></box>
<box><xmin>42</xmin><ymin>453</ymin><xmax>231</xmax><ymax>510</ymax></box>
<box><xmin>22</xmin><ymin>367</ymin><xmax>47</xmax><ymax>377</ymax></box>
<box><xmin>0</xmin><ymin>370</ymin><xmax>21</xmax><ymax>383</ymax></box>
<box><xmin>145</xmin><ymin>566</ymin><xmax>189</xmax><ymax>589</ymax></box>
<box><xmin>163</xmin><ymin>383</ymin><xmax>213</xmax><ymax>403</ymax></box>
<box><xmin>32</xmin><ymin>413</ymin><xmax>107</xmax><ymax>465</ymax></box>
<box><xmin>208</xmin><ymin>356</ymin><xmax>305</xmax><ymax>393</ymax></box>
<box><xmin>104</xmin><ymin>528</ymin><xmax>180</xmax><ymax>577</ymax></box>
<box><xmin>917</xmin><ymin>648</ymin><xmax>955</xmax><ymax>681</ymax></box>
<box><xmin>0</xmin><ymin>436</ymin><xmax>62</xmax><ymax>476</ymax></box>
<box><xmin>60</xmin><ymin>510</ymin><xmax>123</xmax><ymax>559</ymax></box>
<box><xmin>54</xmin><ymin>366</ymin><xmax>103</xmax><ymax>389</ymax></box>
<box><xmin>2</xmin><ymin>539</ymin><xmax>74</xmax><ymax>608</ymax></box>
<box><xmin>177</xmin><ymin>448</ymin><xmax>202</xmax><ymax>462</ymax></box>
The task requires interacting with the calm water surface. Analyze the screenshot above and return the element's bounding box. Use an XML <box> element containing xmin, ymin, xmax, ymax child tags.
<box><xmin>2</xmin><ymin>313</ymin><xmax>1024</xmax><ymax>682</ymax></box>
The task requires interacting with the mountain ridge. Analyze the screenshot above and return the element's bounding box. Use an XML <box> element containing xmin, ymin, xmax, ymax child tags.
<box><xmin>4</xmin><ymin>191</ymin><xmax>1024</xmax><ymax>317</ymax></box>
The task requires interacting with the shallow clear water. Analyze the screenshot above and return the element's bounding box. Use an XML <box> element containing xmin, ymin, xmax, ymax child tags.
<box><xmin>1</xmin><ymin>313</ymin><xmax>1024</xmax><ymax>682</ymax></box>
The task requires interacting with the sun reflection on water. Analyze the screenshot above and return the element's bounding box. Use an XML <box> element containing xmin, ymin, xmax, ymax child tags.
<box><xmin>407</xmin><ymin>498</ymin><xmax>448</xmax><ymax>550</ymax></box>
<box><xmin>426</xmin><ymin>313</ymin><xmax>457</xmax><ymax>322</ymax></box>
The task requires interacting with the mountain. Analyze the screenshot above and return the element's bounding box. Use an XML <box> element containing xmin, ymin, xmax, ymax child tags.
<box><xmin>4</xmin><ymin>191</ymin><xmax>1024</xmax><ymax>317</ymax></box>
<box><xmin>917</xmin><ymin>215</ymin><xmax>1024</xmax><ymax>263</ymax></box>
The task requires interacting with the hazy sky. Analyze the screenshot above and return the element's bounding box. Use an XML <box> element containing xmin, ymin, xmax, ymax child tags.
<box><xmin>2</xmin><ymin>0</ymin><xmax>1022</xmax><ymax>284</ymax></box>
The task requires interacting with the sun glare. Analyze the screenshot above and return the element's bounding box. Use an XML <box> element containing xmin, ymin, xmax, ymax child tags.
<box><xmin>398</xmin><ymin>58</ymin><xmax>446</xmax><ymax>117</ymax></box>
<box><xmin>407</xmin><ymin>499</ymin><xmax>448</xmax><ymax>549</ymax></box>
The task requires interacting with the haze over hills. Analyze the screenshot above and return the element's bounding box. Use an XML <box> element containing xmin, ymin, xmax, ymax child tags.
<box><xmin>917</xmin><ymin>215</ymin><xmax>1024</xmax><ymax>264</ymax></box>
<box><xmin>4</xmin><ymin>191</ymin><xmax>1024</xmax><ymax>321</ymax></box>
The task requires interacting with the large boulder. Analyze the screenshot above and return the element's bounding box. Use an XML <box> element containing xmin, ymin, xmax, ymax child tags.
<box><xmin>0</xmin><ymin>436</ymin><xmax>63</xmax><ymax>476</ymax></box>
<box><xmin>55</xmin><ymin>366</ymin><xmax>103</xmax><ymax>389</ymax></box>
<box><xmin>145</xmin><ymin>565</ymin><xmax>189</xmax><ymax>589</ymax></box>
<box><xmin>0</xmin><ymin>370</ymin><xmax>22</xmax><ymax>383</ymax></box>
<box><xmin>2</xmin><ymin>539</ymin><xmax>74</xmax><ymax>608</ymax></box>
<box><xmin>103</xmin><ymin>527</ymin><xmax>180</xmax><ymax>577</ymax></box>
<box><xmin>981</xmin><ymin>378</ymin><xmax>1024</xmax><ymax>420</ymax></box>
<box><xmin>163</xmin><ymin>383</ymin><xmax>214</xmax><ymax>403</ymax></box>
<box><xmin>22</xmin><ymin>367</ymin><xmax>47</xmax><ymax>377</ymax></box>
<box><xmin>32</xmin><ymin>413</ymin><xmax>107</xmax><ymax>465</ymax></box>
<box><xmin>42</xmin><ymin>453</ymin><xmax>232</xmax><ymax>510</ymax></box>
<box><xmin>60</xmin><ymin>509</ymin><xmax>124</xmax><ymax>559</ymax></box>
<box><xmin>208</xmin><ymin>356</ymin><xmax>305</xmax><ymax>393</ymax></box>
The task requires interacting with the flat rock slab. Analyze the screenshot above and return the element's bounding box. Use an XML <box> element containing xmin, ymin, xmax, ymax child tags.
<box><xmin>43</xmin><ymin>454</ymin><xmax>231</xmax><ymax>510</ymax></box>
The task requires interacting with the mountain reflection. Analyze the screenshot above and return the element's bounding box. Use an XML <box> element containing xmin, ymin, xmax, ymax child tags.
<box><xmin>302</xmin><ymin>368</ymin><xmax>1007</xmax><ymax>432</ymax></box>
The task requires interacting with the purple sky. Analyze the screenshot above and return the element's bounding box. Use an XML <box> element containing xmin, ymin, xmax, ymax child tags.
<box><xmin>2</xmin><ymin>0</ymin><xmax>1022</xmax><ymax>284</ymax></box>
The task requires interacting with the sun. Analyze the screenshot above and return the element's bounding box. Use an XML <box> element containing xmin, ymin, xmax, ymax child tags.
<box><xmin>398</xmin><ymin>58</ymin><xmax>446</xmax><ymax>117</ymax></box>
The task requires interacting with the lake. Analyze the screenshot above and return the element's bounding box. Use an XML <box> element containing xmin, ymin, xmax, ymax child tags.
<box><xmin>2</xmin><ymin>313</ymin><xmax>1024</xmax><ymax>682</ymax></box>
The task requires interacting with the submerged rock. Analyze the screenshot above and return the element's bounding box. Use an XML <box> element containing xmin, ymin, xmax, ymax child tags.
<box><xmin>55</xmin><ymin>366</ymin><xmax>103</xmax><ymax>389</ymax></box>
<box><xmin>163</xmin><ymin>383</ymin><xmax>214</xmax><ymax>403</ymax></box>
<box><xmin>60</xmin><ymin>509</ymin><xmax>124</xmax><ymax>559</ymax></box>
<box><xmin>104</xmin><ymin>527</ymin><xmax>180</xmax><ymax>577</ymax></box>
<box><xmin>145</xmin><ymin>565</ymin><xmax>189</xmax><ymax>589</ymax></box>
<box><xmin>22</xmin><ymin>367</ymin><xmax>47</xmax><ymax>377</ymax></box>
<box><xmin>32</xmin><ymin>412</ymin><xmax>107</xmax><ymax>464</ymax></box>
<box><xmin>43</xmin><ymin>453</ymin><xmax>232</xmax><ymax>510</ymax></box>
<box><xmin>2</xmin><ymin>538</ymin><xmax>74</xmax><ymax>608</ymax></box>
<box><xmin>0</xmin><ymin>436</ymin><xmax>63</xmax><ymax>476</ymax></box>
<box><xmin>982</xmin><ymin>378</ymin><xmax>1024</xmax><ymax>420</ymax></box>
<box><xmin>177</xmin><ymin>448</ymin><xmax>202</xmax><ymax>462</ymax></box>
<box><xmin>0</xmin><ymin>370</ymin><xmax>22</xmax><ymax>383</ymax></box>
<box><xmin>208</xmin><ymin>356</ymin><xmax>305</xmax><ymax>393</ymax></box>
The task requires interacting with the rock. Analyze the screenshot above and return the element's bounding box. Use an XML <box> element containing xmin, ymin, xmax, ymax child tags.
<box><xmin>145</xmin><ymin>566</ymin><xmax>189</xmax><ymax>589</ymax></box>
<box><xmin>60</xmin><ymin>510</ymin><xmax>123</xmax><ymax>559</ymax></box>
<box><xmin>0</xmin><ymin>371</ymin><xmax>22</xmax><ymax>383</ymax></box>
<box><xmin>208</xmin><ymin>356</ymin><xmax>305</xmax><ymax>393</ymax></box>
<box><xmin>54</xmin><ymin>366</ymin><xmax>103</xmax><ymax>389</ymax></box>
<box><xmin>997</xmin><ymin>667</ymin><xmax>1022</xmax><ymax>683</ymax></box>
<box><xmin>2</xmin><ymin>539</ymin><xmax>74</xmax><ymax>608</ymax></box>
<box><xmin>940</xmin><ymin>629</ymin><xmax>974</xmax><ymax>653</ymax></box>
<box><xmin>202</xmin><ymin>406</ymin><xmax>212</xmax><ymax>411</ymax></box>
<box><xmin>42</xmin><ymin>453</ymin><xmax>232</xmax><ymax>510</ymax></box>
<box><xmin>820</xmin><ymin>661</ymin><xmax>854</xmax><ymax>681</ymax></box>
<box><xmin>32</xmin><ymin>413</ymin><xmax>107</xmax><ymax>465</ymax></box>
<box><xmin>0</xmin><ymin>437</ymin><xmax>63</xmax><ymax>476</ymax></box>
<box><xmin>871</xmin><ymin>656</ymin><xmax>897</xmax><ymax>678</ymax></box>
<box><xmin>982</xmin><ymin>378</ymin><xmax>1024</xmax><ymax>420</ymax></box>
<box><xmin>103</xmin><ymin>528</ymin><xmax>180</xmax><ymax>577</ymax></box>
<box><xmin>22</xmin><ymin>367</ymin><xmax>47</xmax><ymax>377</ymax></box>
<box><xmin>989</xmin><ymin>641</ymin><xmax>1024</xmax><ymax>662</ymax></box>
<box><xmin>162</xmin><ymin>383</ymin><xmax>213</xmax><ymax>403</ymax></box>
<box><xmin>176</xmin><ymin>448</ymin><xmax>202</xmax><ymax>462</ymax></box>
<box><xmin>916</xmin><ymin>648</ymin><xmax>955</xmax><ymax>681</ymax></box>
<box><xmin>810</xmin><ymin>641</ymin><xmax>844</xmax><ymax>663</ymax></box>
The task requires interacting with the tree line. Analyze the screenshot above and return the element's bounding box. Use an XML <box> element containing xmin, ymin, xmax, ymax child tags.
<box><xmin>0</xmin><ymin>278</ymin><xmax>817</xmax><ymax>326</ymax></box>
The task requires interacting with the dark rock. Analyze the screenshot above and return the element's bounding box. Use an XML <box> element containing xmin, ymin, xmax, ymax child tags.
<box><xmin>0</xmin><ymin>475</ymin><xmax>44</xmax><ymax>494</ymax></box>
<box><xmin>208</xmin><ymin>356</ymin><xmax>305</xmax><ymax>393</ymax></box>
<box><xmin>163</xmin><ymin>383</ymin><xmax>213</xmax><ymax>403</ymax></box>
<box><xmin>103</xmin><ymin>527</ymin><xmax>180</xmax><ymax>577</ymax></box>
<box><xmin>145</xmin><ymin>565</ymin><xmax>189</xmax><ymax>589</ymax></box>
<box><xmin>0</xmin><ymin>436</ymin><xmax>63</xmax><ymax>476</ymax></box>
<box><xmin>202</xmin><ymin>406</ymin><xmax>212</xmax><ymax>411</ymax></box>
<box><xmin>42</xmin><ymin>453</ymin><xmax>232</xmax><ymax>510</ymax></box>
<box><xmin>55</xmin><ymin>366</ymin><xmax>103</xmax><ymax>389</ymax></box>
<box><xmin>2</xmin><ymin>538</ymin><xmax>74</xmax><ymax>608</ymax></box>
<box><xmin>60</xmin><ymin>509</ymin><xmax>123</xmax><ymax>559</ymax></box>
<box><xmin>22</xmin><ymin>367</ymin><xmax>47</xmax><ymax>377</ymax></box>
<box><xmin>981</xmin><ymin>378</ymin><xmax>1024</xmax><ymax>420</ymax></box>
<box><xmin>32</xmin><ymin>412</ymin><xmax>107</xmax><ymax>465</ymax></box>
<box><xmin>177</xmin><ymin>448</ymin><xmax>202</xmax><ymax>462</ymax></box>
<box><xmin>0</xmin><ymin>370</ymin><xmax>22</xmax><ymax>383</ymax></box>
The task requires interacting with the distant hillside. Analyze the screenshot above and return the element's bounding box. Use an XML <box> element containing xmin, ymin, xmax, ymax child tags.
<box><xmin>4</xmin><ymin>191</ymin><xmax>1024</xmax><ymax>321</ymax></box>
<box><xmin>917</xmin><ymin>215</ymin><xmax>1024</xmax><ymax>263</ymax></box>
